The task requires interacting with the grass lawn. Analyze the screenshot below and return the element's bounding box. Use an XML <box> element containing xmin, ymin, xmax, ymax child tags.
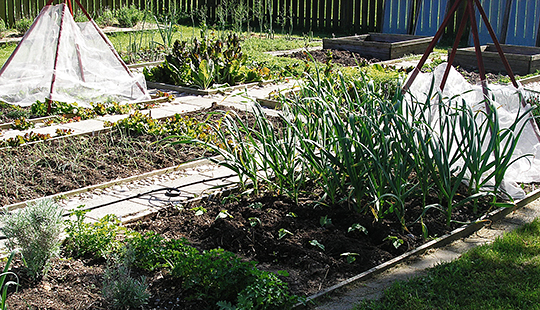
<box><xmin>356</xmin><ymin>218</ymin><xmax>540</xmax><ymax>310</ymax></box>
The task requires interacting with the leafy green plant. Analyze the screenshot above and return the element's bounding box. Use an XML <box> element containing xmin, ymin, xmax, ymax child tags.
<box><xmin>384</xmin><ymin>236</ymin><xmax>404</xmax><ymax>249</ymax></box>
<box><xmin>218</xmin><ymin>269</ymin><xmax>303</xmax><ymax>310</ymax></box>
<box><xmin>340</xmin><ymin>252</ymin><xmax>359</xmax><ymax>264</ymax></box>
<box><xmin>115</xmin><ymin>5</ymin><xmax>144</xmax><ymax>28</ymax></box>
<box><xmin>63</xmin><ymin>207</ymin><xmax>127</xmax><ymax>259</ymax></box>
<box><xmin>11</xmin><ymin>117</ymin><xmax>34</xmax><ymax>130</ymax></box>
<box><xmin>2</xmin><ymin>131</ymin><xmax>52</xmax><ymax>147</ymax></box>
<box><xmin>144</xmin><ymin>34</ymin><xmax>269</xmax><ymax>89</ymax></box>
<box><xmin>348</xmin><ymin>223</ymin><xmax>368</xmax><ymax>235</ymax></box>
<box><xmin>1</xmin><ymin>199</ymin><xmax>64</xmax><ymax>278</ymax></box>
<box><xmin>14</xmin><ymin>17</ymin><xmax>33</xmax><ymax>35</ymax></box>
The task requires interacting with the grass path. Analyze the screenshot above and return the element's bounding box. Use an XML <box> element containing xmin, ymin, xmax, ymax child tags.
<box><xmin>356</xmin><ymin>217</ymin><xmax>540</xmax><ymax>310</ymax></box>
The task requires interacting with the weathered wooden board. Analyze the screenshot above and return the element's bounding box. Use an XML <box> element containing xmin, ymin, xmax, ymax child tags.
<box><xmin>323</xmin><ymin>33</ymin><xmax>432</xmax><ymax>60</ymax></box>
<box><xmin>452</xmin><ymin>44</ymin><xmax>540</xmax><ymax>75</ymax></box>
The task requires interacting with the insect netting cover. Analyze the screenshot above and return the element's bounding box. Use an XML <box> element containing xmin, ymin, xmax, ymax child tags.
<box><xmin>0</xmin><ymin>3</ymin><xmax>150</xmax><ymax>107</ymax></box>
<box><xmin>405</xmin><ymin>63</ymin><xmax>540</xmax><ymax>199</ymax></box>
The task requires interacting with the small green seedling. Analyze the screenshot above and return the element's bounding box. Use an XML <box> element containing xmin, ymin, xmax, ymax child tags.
<box><xmin>340</xmin><ymin>252</ymin><xmax>359</xmax><ymax>263</ymax></box>
<box><xmin>320</xmin><ymin>215</ymin><xmax>332</xmax><ymax>227</ymax></box>
<box><xmin>248</xmin><ymin>217</ymin><xmax>261</xmax><ymax>227</ymax></box>
<box><xmin>190</xmin><ymin>206</ymin><xmax>207</xmax><ymax>216</ymax></box>
<box><xmin>216</xmin><ymin>210</ymin><xmax>233</xmax><ymax>220</ymax></box>
<box><xmin>348</xmin><ymin>223</ymin><xmax>368</xmax><ymax>235</ymax></box>
<box><xmin>277</xmin><ymin>228</ymin><xmax>293</xmax><ymax>240</ymax></box>
<box><xmin>384</xmin><ymin>236</ymin><xmax>404</xmax><ymax>249</ymax></box>
<box><xmin>309</xmin><ymin>240</ymin><xmax>325</xmax><ymax>251</ymax></box>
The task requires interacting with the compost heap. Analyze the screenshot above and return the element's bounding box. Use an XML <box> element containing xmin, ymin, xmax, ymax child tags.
<box><xmin>405</xmin><ymin>63</ymin><xmax>540</xmax><ymax>199</ymax></box>
<box><xmin>0</xmin><ymin>3</ymin><xmax>149</xmax><ymax>106</ymax></box>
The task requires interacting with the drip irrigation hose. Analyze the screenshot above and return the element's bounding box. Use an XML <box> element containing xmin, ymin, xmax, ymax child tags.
<box><xmin>67</xmin><ymin>172</ymin><xmax>239</xmax><ymax>216</ymax></box>
<box><xmin>0</xmin><ymin>172</ymin><xmax>239</xmax><ymax>242</ymax></box>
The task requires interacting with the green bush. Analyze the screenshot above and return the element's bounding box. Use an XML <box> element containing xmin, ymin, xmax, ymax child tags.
<box><xmin>95</xmin><ymin>8</ymin><xmax>117</xmax><ymax>27</ymax></box>
<box><xmin>115</xmin><ymin>5</ymin><xmax>144</xmax><ymax>28</ymax></box>
<box><xmin>63</xmin><ymin>207</ymin><xmax>127</xmax><ymax>259</ymax></box>
<box><xmin>126</xmin><ymin>232</ymin><xmax>302</xmax><ymax>309</ymax></box>
<box><xmin>1</xmin><ymin>199</ymin><xmax>64</xmax><ymax>278</ymax></box>
<box><xmin>14</xmin><ymin>17</ymin><xmax>33</xmax><ymax>35</ymax></box>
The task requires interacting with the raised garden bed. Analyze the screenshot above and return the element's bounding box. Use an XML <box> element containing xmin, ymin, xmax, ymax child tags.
<box><xmin>453</xmin><ymin>44</ymin><xmax>540</xmax><ymax>76</ymax></box>
<box><xmin>0</xmin><ymin>104</ymin><xmax>256</xmax><ymax>206</ymax></box>
<box><xmin>323</xmin><ymin>33</ymin><xmax>433</xmax><ymax>61</ymax></box>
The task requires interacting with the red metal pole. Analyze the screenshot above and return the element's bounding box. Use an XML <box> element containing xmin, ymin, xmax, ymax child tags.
<box><xmin>401</xmin><ymin>0</ymin><xmax>465</xmax><ymax>93</ymax></box>
<box><xmin>440</xmin><ymin>3</ymin><xmax>470</xmax><ymax>92</ymax></box>
<box><xmin>49</xmin><ymin>3</ymin><xmax>67</xmax><ymax>112</ymax></box>
<box><xmin>472</xmin><ymin>0</ymin><xmax>518</xmax><ymax>88</ymax></box>
<box><xmin>467</xmin><ymin>0</ymin><xmax>489</xmax><ymax>99</ymax></box>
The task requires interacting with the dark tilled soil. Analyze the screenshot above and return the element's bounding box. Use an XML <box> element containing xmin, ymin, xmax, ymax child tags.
<box><xmin>284</xmin><ymin>48</ymin><xmax>380</xmax><ymax>67</ymax></box>
<box><xmin>5</xmin><ymin>188</ymin><xmax>497</xmax><ymax>309</ymax></box>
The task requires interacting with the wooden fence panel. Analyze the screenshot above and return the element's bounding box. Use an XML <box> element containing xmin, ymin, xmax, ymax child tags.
<box><xmin>6</xmin><ymin>0</ymin><xmax>537</xmax><ymax>45</ymax></box>
<box><xmin>471</xmin><ymin>0</ymin><xmax>508</xmax><ymax>45</ymax></box>
<box><xmin>505</xmin><ymin>0</ymin><xmax>540</xmax><ymax>46</ymax></box>
<box><xmin>414</xmin><ymin>0</ymin><xmax>449</xmax><ymax>36</ymax></box>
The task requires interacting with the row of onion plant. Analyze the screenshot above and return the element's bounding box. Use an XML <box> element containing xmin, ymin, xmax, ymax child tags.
<box><xmin>178</xmin><ymin>66</ymin><xmax>531</xmax><ymax>231</ymax></box>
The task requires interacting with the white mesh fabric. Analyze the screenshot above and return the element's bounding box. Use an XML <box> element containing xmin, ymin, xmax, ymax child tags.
<box><xmin>0</xmin><ymin>4</ymin><xmax>149</xmax><ymax>107</ymax></box>
<box><xmin>406</xmin><ymin>64</ymin><xmax>540</xmax><ymax>199</ymax></box>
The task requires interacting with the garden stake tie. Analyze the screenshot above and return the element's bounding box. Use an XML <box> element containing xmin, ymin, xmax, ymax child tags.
<box><xmin>401</xmin><ymin>0</ymin><xmax>540</xmax><ymax>144</ymax></box>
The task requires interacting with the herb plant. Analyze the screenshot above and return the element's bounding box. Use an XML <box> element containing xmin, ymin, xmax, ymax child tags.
<box><xmin>1</xmin><ymin>199</ymin><xmax>64</xmax><ymax>278</ymax></box>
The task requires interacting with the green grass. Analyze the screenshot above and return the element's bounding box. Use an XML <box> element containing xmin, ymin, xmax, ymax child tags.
<box><xmin>0</xmin><ymin>24</ymin><xmax>321</xmax><ymax>68</ymax></box>
<box><xmin>356</xmin><ymin>218</ymin><xmax>540</xmax><ymax>310</ymax></box>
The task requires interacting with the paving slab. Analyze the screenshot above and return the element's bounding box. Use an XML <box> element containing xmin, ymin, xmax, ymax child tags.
<box><xmin>62</xmin><ymin>119</ymin><xmax>107</xmax><ymax>132</ymax></box>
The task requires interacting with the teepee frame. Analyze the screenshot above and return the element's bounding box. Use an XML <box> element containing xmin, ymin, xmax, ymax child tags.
<box><xmin>0</xmin><ymin>0</ymin><xmax>146</xmax><ymax>112</ymax></box>
<box><xmin>402</xmin><ymin>0</ymin><xmax>540</xmax><ymax>142</ymax></box>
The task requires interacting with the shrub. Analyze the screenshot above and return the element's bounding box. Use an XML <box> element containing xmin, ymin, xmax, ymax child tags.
<box><xmin>14</xmin><ymin>17</ymin><xmax>33</xmax><ymax>35</ymax></box>
<box><xmin>1</xmin><ymin>199</ymin><xmax>64</xmax><ymax>278</ymax></box>
<box><xmin>102</xmin><ymin>264</ymin><xmax>149</xmax><ymax>309</ymax></box>
<box><xmin>95</xmin><ymin>8</ymin><xmax>117</xmax><ymax>27</ymax></box>
<box><xmin>115</xmin><ymin>5</ymin><xmax>144</xmax><ymax>28</ymax></box>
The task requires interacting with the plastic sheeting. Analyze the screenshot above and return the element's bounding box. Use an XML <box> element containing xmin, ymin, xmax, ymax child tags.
<box><xmin>0</xmin><ymin>4</ymin><xmax>150</xmax><ymax>107</ymax></box>
<box><xmin>405</xmin><ymin>63</ymin><xmax>540</xmax><ymax>199</ymax></box>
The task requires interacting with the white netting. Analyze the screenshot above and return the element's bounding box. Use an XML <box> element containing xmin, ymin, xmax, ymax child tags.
<box><xmin>405</xmin><ymin>63</ymin><xmax>540</xmax><ymax>199</ymax></box>
<box><xmin>0</xmin><ymin>4</ymin><xmax>149</xmax><ymax>107</ymax></box>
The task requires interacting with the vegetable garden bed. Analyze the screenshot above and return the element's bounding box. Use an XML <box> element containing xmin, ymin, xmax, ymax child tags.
<box><xmin>2</xmin><ymin>49</ymin><xmax>540</xmax><ymax>310</ymax></box>
<box><xmin>323</xmin><ymin>34</ymin><xmax>433</xmax><ymax>61</ymax></box>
